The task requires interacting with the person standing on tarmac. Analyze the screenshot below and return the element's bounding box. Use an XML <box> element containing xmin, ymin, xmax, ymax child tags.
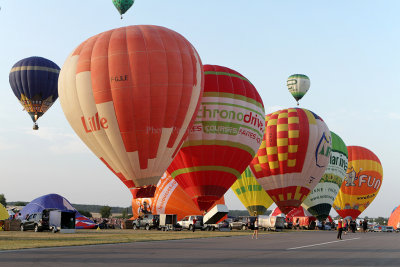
<box><xmin>192</xmin><ymin>217</ymin><xmax>197</xmax><ymax>232</ymax></box>
<box><xmin>337</xmin><ymin>218</ymin><xmax>343</xmax><ymax>240</ymax></box>
<box><xmin>252</xmin><ymin>218</ymin><xmax>259</xmax><ymax>239</ymax></box>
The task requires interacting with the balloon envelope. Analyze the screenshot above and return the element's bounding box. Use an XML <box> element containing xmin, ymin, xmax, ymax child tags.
<box><xmin>132</xmin><ymin>172</ymin><xmax>225</xmax><ymax>220</ymax></box>
<box><xmin>9</xmin><ymin>56</ymin><xmax>60</xmax><ymax>128</ymax></box>
<box><xmin>112</xmin><ymin>0</ymin><xmax>134</xmax><ymax>17</ymax></box>
<box><xmin>250</xmin><ymin>108</ymin><xmax>331</xmax><ymax>214</ymax></box>
<box><xmin>388</xmin><ymin>205</ymin><xmax>400</xmax><ymax>228</ymax></box>
<box><xmin>333</xmin><ymin>146</ymin><xmax>383</xmax><ymax>219</ymax></box>
<box><xmin>168</xmin><ymin>64</ymin><xmax>265</xmax><ymax>211</ymax></box>
<box><xmin>231</xmin><ymin>167</ymin><xmax>273</xmax><ymax>216</ymax></box>
<box><xmin>287</xmin><ymin>74</ymin><xmax>310</xmax><ymax>105</ymax></box>
<box><xmin>302</xmin><ymin>131</ymin><xmax>348</xmax><ymax>221</ymax></box>
<box><xmin>58</xmin><ymin>25</ymin><xmax>203</xmax><ymax>198</ymax></box>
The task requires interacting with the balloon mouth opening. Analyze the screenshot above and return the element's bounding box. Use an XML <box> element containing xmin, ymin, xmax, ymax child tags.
<box><xmin>193</xmin><ymin>196</ymin><xmax>220</xmax><ymax>211</ymax></box>
<box><xmin>130</xmin><ymin>185</ymin><xmax>156</xmax><ymax>199</ymax></box>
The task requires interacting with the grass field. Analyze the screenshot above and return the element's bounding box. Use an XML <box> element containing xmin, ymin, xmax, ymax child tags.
<box><xmin>0</xmin><ymin>229</ymin><xmax>284</xmax><ymax>250</ymax></box>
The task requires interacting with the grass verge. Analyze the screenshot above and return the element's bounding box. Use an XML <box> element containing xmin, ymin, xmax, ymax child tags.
<box><xmin>0</xmin><ymin>229</ymin><xmax>284</xmax><ymax>250</ymax></box>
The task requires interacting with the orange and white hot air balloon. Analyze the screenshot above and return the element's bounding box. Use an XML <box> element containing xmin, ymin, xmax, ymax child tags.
<box><xmin>249</xmin><ymin>108</ymin><xmax>331</xmax><ymax>214</ymax></box>
<box><xmin>333</xmin><ymin>146</ymin><xmax>383</xmax><ymax>220</ymax></box>
<box><xmin>58</xmin><ymin>25</ymin><xmax>204</xmax><ymax>198</ymax></box>
<box><xmin>132</xmin><ymin>172</ymin><xmax>225</xmax><ymax>220</ymax></box>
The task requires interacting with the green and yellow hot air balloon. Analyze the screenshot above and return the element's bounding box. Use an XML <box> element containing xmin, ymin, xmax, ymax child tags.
<box><xmin>232</xmin><ymin>167</ymin><xmax>273</xmax><ymax>216</ymax></box>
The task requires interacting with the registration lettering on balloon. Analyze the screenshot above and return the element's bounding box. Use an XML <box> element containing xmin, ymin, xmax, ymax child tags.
<box><xmin>110</xmin><ymin>75</ymin><xmax>128</xmax><ymax>82</ymax></box>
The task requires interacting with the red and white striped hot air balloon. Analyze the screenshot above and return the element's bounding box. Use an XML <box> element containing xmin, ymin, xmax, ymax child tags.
<box><xmin>58</xmin><ymin>25</ymin><xmax>204</xmax><ymax>198</ymax></box>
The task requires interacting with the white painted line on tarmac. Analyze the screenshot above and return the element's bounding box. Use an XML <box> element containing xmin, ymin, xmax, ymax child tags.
<box><xmin>287</xmin><ymin>237</ymin><xmax>361</xmax><ymax>250</ymax></box>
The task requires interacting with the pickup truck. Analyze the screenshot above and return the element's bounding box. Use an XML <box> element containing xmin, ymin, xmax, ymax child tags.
<box><xmin>177</xmin><ymin>215</ymin><xmax>204</xmax><ymax>230</ymax></box>
<box><xmin>132</xmin><ymin>214</ymin><xmax>160</xmax><ymax>230</ymax></box>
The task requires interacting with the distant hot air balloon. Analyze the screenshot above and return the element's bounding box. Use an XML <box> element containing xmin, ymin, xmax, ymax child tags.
<box><xmin>302</xmin><ymin>131</ymin><xmax>348</xmax><ymax>221</ymax></box>
<box><xmin>112</xmin><ymin>0</ymin><xmax>134</xmax><ymax>19</ymax></box>
<box><xmin>333</xmin><ymin>146</ymin><xmax>383</xmax><ymax>220</ymax></box>
<box><xmin>168</xmin><ymin>65</ymin><xmax>265</xmax><ymax>211</ymax></box>
<box><xmin>388</xmin><ymin>205</ymin><xmax>400</xmax><ymax>228</ymax></box>
<box><xmin>132</xmin><ymin>172</ymin><xmax>225</xmax><ymax>220</ymax></box>
<box><xmin>231</xmin><ymin>167</ymin><xmax>273</xmax><ymax>216</ymax></box>
<box><xmin>249</xmin><ymin>108</ymin><xmax>331</xmax><ymax>214</ymax></box>
<box><xmin>287</xmin><ymin>74</ymin><xmax>310</xmax><ymax>105</ymax></box>
<box><xmin>9</xmin><ymin>56</ymin><xmax>60</xmax><ymax>130</ymax></box>
<box><xmin>58</xmin><ymin>25</ymin><xmax>203</xmax><ymax>199</ymax></box>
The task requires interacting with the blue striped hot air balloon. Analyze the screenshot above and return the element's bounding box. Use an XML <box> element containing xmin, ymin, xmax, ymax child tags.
<box><xmin>9</xmin><ymin>57</ymin><xmax>60</xmax><ymax>130</ymax></box>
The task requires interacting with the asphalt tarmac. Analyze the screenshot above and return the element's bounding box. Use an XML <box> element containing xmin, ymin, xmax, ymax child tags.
<box><xmin>1</xmin><ymin>231</ymin><xmax>399</xmax><ymax>266</ymax></box>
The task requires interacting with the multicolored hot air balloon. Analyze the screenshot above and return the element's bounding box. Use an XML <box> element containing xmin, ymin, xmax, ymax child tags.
<box><xmin>9</xmin><ymin>56</ymin><xmax>60</xmax><ymax>130</ymax></box>
<box><xmin>250</xmin><ymin>108</ymin><xmax>331</xmax><ymax>214</ymax></box>
<box><xmin>168</xmin><ymin>65</ymin><xmax>265</xmax><ymax>211</ymax></box>
<box><xmin>388</xmin><ymin>205</ymin><xmax>400</xmax><ymax>229</ymax></box>
<box><xmin>112</xmin><ymin>0</ymin><xmax>134</xmax><ymax>19</ymax></box>
<box><xmin>333</xmin><ymin>146</ymin><xmax>383</xmax><ymax>220</ymax></box>
<box><xmin>287</xmin><ymin>74</ymin><xmax>310</xmax><ymax>105</ymax></box>
<box><xmin>132</xmin><ymin>172</ymin><xmax>225</xmax><ymax>220</ymax></box>
<box><xmin>231</xmin><ymin>167</ymin><xmax>273</xmax><ymax>216</ymax></box>
<box><xmin>302</xmin><ymin>131</ymin><xmax>348</xmax><ymax>221</ymax></box>
<box><xmin>58</xmin><ymin>25</ymin><xmax>203</xmax><ymax>199</ymax></box>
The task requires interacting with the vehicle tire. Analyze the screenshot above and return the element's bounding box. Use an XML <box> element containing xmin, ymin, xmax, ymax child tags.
<box><xmin>52</xmin><ymin>227</ymin><xmax>57</xmax><ymax>233</ymax></box>
<box><xmin>133</xmin><ymin>224</ymin><xmax>137</xmax><ymax>230</ymax></box>
<box><xmin>188</xmin><ymin>224</ymin><xmax>193</xmax><ymax>231</ymax></box>
<box><xmin>145</xmin><ymin>224</ymin><xmax>150</xmax><ymax>231</ymax></box>
<box><xmin>20</xmin><ymin>224</ymin><xmax>24</xmax><ymax>231</ymax></box>
<box><xmin>229</xmin><ymin>226</ymin><xmax>232</xmax><ymax>231</ymax></box>
<box><xmin>212</xmin><ymin>226</ymin><xmax>216</xmax><ymax>231</ymax></box>
<box><xmin>34</xmin><ymin>224</ymin><xmax>39</xmax><ymax>232</ymax></box>
<box><xmin>242</xmin><ymin>225</ymin><xmax>246</xmax><ymax>231</ymax></box>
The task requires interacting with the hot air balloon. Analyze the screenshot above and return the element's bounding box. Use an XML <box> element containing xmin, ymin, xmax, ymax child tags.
<box><xmin>58</xmin><ymin>25</ymin><xmax>204</xmax><ymax>199</ymax></box>
<box><xmin>132</xmin><ymin>172</ymin><xmax>225</xmax><ymax>220</ymax></box>
<box><xmin>302</xmin><ymin>131</ymin><xmax>348</xmax><ymax>221</ymax></box>
<box><xmin>168</xmin><ymin>65</ymin><xmax>265</xmax><ymax>211</ymax></box>
<box><xmin>231</xmin><ymin>167</ymin><xmax>273</xmax><ymax>216</ymax></box>
<box><xmin>9</xmin><ymin>56</ymin><xmax>60</xmax><ymax>130</ymax></box>
<box><xmin>249</xmin><ymin>108</ymin><xmax>331</xmax><ymax>214</ymax></box>
<box><xmin>333</xmin><ymin>146</ymin><xmax>383</xmax><ymax>220</ymax></box>
<box><xmin>388</xmin><ymin>205</ymin><xmax>400</xmax><ymax>229</ymax></box>
<box><xmin>112</xmin><ymin>0</ymin><xmax>134</xmax><ymax>19</ymax></box>
<box><xmin>287</xmin><ymin>74</ymin><xmax>310</xmax><ymax>105</ymax></box>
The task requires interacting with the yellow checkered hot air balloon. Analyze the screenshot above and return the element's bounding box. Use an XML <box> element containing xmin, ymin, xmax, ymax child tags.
<box><xmin>249</xmin><ymin>108</ymin><xmax>331</xmax><ymax>214</ymax></box>
<box><xmin>232</xmin><ymin>167</ymin><xmax>273</xmax><ymax>216</ymax></box>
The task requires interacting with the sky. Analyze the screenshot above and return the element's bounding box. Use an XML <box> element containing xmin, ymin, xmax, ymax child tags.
<box><xmin>0</xmin><ymin>1</ymin><xmax>398</xmax><ymax>218</ymax></box>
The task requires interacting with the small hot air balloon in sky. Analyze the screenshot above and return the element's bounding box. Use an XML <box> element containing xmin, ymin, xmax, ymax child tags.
<box><xmin>168</xmin><ymin>64</ymin><xmax>265</xmax><ymax>211</ymax></box>
<box><xmin>112</xmin><ymin>0</ymin><xmax>134</xmax><ymax>19</ymax></box>
<box><xmin>231</xmin><ymin>167</ymin><xmax>273</xmax><ymax>216</ymax></box>
<box><xmin>9</xmin><ymin>56</ymin><xmax>60</xmax><ymax>130</ymax></box>
<box><xmin>250</xmin><ymin>108</ymin><xmax>331</xmax><ymax>214</ymax></box>
<box><xmin>132</xmin><ymin>172</ymin><xmax>225</xmax><ymax>220</ymax></box>
<box><xmin>302</xmin><ymin>131</ymin><xmax>348</xmax><ymax>221</ymax></box>
<box><xmin>287</xmin><ymin>74</ymin><xmax>310</xmax><ymax>105</ymax></box>
<box><xmin>333</xmin><ymin>146</ymin><xmax>383</xmax><ymax>220</ymax></box>
<box><xmin>58</xmin><ymin>25</ymin><xmax>203</xmax><ymax>199</ymax></box>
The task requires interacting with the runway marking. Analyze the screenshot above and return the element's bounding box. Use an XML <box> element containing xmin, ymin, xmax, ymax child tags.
<box><xmin>287</xmin><ymin>237</ymin><xmax>360</xmax><ymax>250</ymax></box>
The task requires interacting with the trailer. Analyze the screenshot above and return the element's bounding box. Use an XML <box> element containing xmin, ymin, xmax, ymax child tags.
<box><xmin>49</xmin><ymin>210</ymin><xmax>76</xmax><ymax>233</ymax></box>
<box><xmin>258</xmin><ymin>215</ymin><xmax>285</xmax><ymax>231</ymax></box>
<box><xmin>158</xmin><ymin>214</ymin><xmax>177</xmax><ymax>231</ymax></box>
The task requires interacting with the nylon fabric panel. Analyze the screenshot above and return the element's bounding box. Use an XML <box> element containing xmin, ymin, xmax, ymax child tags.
<box><xmin>388</xmin><ymin>205</ymin><xmax>400</xmax><ymax>228</ymax></box>
<box><xmin>333</xmin><ymin>146</ymin><xmax>383</xmax><ymax>219</ymax></box>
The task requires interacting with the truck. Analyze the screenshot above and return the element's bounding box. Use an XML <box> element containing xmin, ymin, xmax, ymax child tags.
<box><xmin>258</xmin><ymin>215</ymin><xmax>285</xmax><ymax>231</ymax></box>
<box><xmin>132</xmin><ymin>214</ymin><xmax>160</xmax><ymax>230</ymax></box>
<box><xmin>177</xmin><ymin>215</ymin><xmax>204</xmax><ymax>230</ymax></box>
<box><xmin>158</xmin><ymin>214</ymin><xmax>177</xmax><ymax>231</ymax></box>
